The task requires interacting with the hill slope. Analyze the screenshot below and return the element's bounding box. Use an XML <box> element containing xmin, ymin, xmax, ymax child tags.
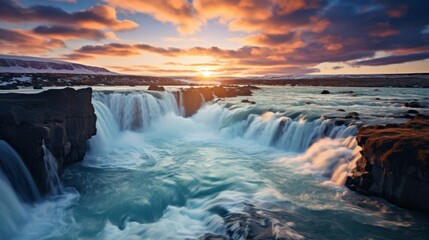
<box><xmin>0</xmin><ymin>55</ymin><xmax>115</xmax><ymax>75</ymax></box>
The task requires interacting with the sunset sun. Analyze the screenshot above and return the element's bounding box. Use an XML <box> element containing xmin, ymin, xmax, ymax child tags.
<box><xmin>201</xmin><ymin>69</ymin><xmax>213</xmax><ymax>78</ymax></box>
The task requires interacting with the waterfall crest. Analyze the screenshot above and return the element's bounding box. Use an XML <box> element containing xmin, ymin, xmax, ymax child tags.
<box><xmin>93</xmin><ymin>91</ymin><xmax>179</xmax><ymax>131</ymax></box>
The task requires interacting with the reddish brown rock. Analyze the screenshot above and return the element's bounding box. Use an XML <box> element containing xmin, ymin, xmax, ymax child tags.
<box><xmin>346</xmin><ymin>115</ymin><xmax>429</xmax><ymax>213</ymax></box>
<box><xmin>178</xmin><ymin>86</ymin><xmax>254</xmax><ymax>117</ymax></box>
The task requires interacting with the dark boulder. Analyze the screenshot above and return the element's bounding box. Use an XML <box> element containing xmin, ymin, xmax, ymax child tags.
<box><xmin>408</xmin><ymin>109</ymin><xmax>420</xmax><ymax>114</ymax></box>
<box><xmin>345</xmin><ymin>112</ymin><xmax>360</xmax><ymax>119</ymax></box>
<box><xmin>0</xmin><ymin>88</ymin><xmax>97</xmax><ymax>194</ymax></box>
<box><xmin>148</xmin><ymin>84</ymin><xmax>165</xmax><ymax>91</ymax></box>
<box><xmin>321</xmin><ymin>90</ymin><xmax>330</xmax><ymax>94</ymax></box>
<box><xmin>241</xmin><ymin>99</ymin><xmax>256</xmax><ymax>104</ymax></box>
<box><xmin>337</xmin><ymin>109</ymin><xmax>346</xmax><ymax>112</ymax></box>
<box><xmin>346</xmin><ymin>115</ymin><xmax>429</xmax><ymax>214</ymax></box>
<box><xmin>404</xmin><ymin>101</ymin><xmax>422</xmax><ymax>108</ymax></box>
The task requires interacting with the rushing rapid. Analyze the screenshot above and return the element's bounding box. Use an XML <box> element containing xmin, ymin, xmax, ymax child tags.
<box><xmin>2</xmin><ymin>86</ymin><xmax>429</xmax><ymax>239</ymax></box>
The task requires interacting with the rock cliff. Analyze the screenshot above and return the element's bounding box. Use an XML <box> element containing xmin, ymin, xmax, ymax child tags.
<box><xmin>346</xmin><ymin>115</ymin><xmax>429</xmax><ymax>213</ymax></box>
<box><xmin>0</xmin><ymin>88</ymin><xmax>97</xmax><ymax>194</ymax></box>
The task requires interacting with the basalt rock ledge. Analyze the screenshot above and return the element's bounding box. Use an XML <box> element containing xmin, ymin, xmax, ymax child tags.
<box><xmin>346</xmin><ymin>115</ymin><xmax>429</xmax><ymax>214</ymax></box>
<box><xmin>0</xmin><ymin>88</ymin><xmax>97</xmax><ymax>194</ymax></box>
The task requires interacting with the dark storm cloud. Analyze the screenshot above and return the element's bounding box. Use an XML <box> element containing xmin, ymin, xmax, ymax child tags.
<box><xmin>355</xmin><ymin>51</ymin><xmax>429</xmax><ymax>66</ymax></box>
<box><xmin>32</xmin><ymin>25</ymin><xmax>107</xmax><ymax>40</ymax></box>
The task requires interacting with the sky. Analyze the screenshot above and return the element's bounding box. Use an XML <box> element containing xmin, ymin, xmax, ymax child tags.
<box><xmin>0</xmin><ymin>0</ymin><xmax>428</xmax><ymax>77</ymax></box>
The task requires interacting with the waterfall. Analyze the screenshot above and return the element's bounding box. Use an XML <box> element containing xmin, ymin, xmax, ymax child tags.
<box><xmin>193</xmin><ymin>104</ymin><xmax>357</xmax><ymax>153</ymax></box>
<box><xmin>0</xmin><ymin>140</ymin><xmax>40</xmax><ymax>202</ymax></box>
<box><xmin>90</xmin><ymin>91</ymin><xmax>360</xmax><ymax>186</ymax></box>
<box><xmin>89</xmin><ymin>100</ymin><xmax>120</xmax><ymax>152</ymax></box>
<box><xmin>0</xmin><ymin>140</ymin><xmax>38</xmax><ymax>239</ymax></box>
<box><xmin>42</xmin><ymin>142</ymin><xmax>63</xmax><ymax>195</ymax></box>
<box><xmin>93</xmin><ymin>91</ymin><xmax>179</xmax><ymax>131</ymax></box>
<box><xmin>278</xmin><ymin>137</ymin><xmax>361</xmax><ymax>185</ymax></box>
<box><xmin>0</xmin><ymin>172</ymin><xmax>29</xmax><ymax>240</ymax></box>
<box><xmin>178</xmin><ymin>91</ymin><xmax>185</xmax><ymax>116</ymax></box>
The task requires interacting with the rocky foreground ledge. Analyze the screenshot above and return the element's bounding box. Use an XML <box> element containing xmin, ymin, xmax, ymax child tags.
<box><xmin>0</xmin><ymin>88</ymin><xmax>96</xmax><ymax>194</ymax></box>
<box><xmin>346</xmin><ymin>115</ymin><xmax>429</xmax><ymax>213</ymax></box>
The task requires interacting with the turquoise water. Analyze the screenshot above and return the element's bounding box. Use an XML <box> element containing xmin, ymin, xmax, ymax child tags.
<box><xmin>2</xmin><ymin>86</ymin><xmax>429</xmax><ymax>239</ymax></box>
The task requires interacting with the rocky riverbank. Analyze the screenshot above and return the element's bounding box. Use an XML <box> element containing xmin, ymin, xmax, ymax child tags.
<box><xmin>346</xmin><ymin>115</ymin><xmax>429</xmax><ymax>214</ymax></box>
<box><xmin>0</xmin><ymin>88</ymin><xmax>96</xmax><ymax>194</ymax></box>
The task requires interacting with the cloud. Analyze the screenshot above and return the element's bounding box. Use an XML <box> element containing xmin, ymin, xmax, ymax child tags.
<box><xmin>32</xmin><ymin>25</ymin><xmax>109</xmax><ymax>40</ymax></box>
<box><xmin>354</xmin><ymin>52</ymin><xmax>429</xmax><ymax>66</ymax></box>
<box><xmin>50</xmin><ymin>0</ymin><xmax>77</xmax><ymax>3</ymax></box>
<box><xmin>0</xmin><ymin>28</ymin><xmax>65</xmax><ymax>54</ymax></box>
<box><xmin>0</xmin><ymin>0</ymin><xmax>138</xmax><ymax>31</ymax></box>
<box><xmin>332</xmin><ymin>65</ymin><xmax>344</xmax><ymax>70</ymax></box>
<box><xmin>104</xmin><ymin>0</ymin><xmax>202</xmax><ymax>34</ymax></box>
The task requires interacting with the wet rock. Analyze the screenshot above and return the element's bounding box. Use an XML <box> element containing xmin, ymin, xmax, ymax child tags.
<box><xmin>0</xmin><ymin>88</ymin><xmax>96</xmax><ymax>194</ymax></box>
<box><xmin>247</xmin><ymin>85</ymin><xmax>261</xmax><ymax>90</ymax></box>
<box><xmin>346</xmin><ymin>115</ymin><xmax>429</xmax><ymax>214</ymax></box>
<box><xmin>179</xmin><ymin>86</ymin><xmax>255</xmax><ymax>117</ymax></box>
<box><xmin>0</xmin><ymin>84</ymin><xmax>19</xmax><ymax>90</ymax></box>
<box><xmin>345</xmin><ymin>112</ymin><xmax>360</xmax><ymax>119</ymax></box>
<box><xmin>201</xmin><ymin>233</ymin><xmax>229</xmax><ymax>240</ymax></box>
<box><xmin>408</xmin><ymin>110</ymin><xmax>420</xmax><ymax>114</ymax></box>
<box><xmin>337</xmin><ymin>109</ymin><xmax>346</xmax><ymax>112</ymax></box>
<box><xmin>404</xmin><ymin>101</ymin><xmax>422</xmax><ymax>108</ymax></box>
<box><xmin>33</xmin><ymin>85</ymin><xmax>43</xmax><ymax>90</ymax></box>
<box><xmin>207</xmin><ymin>203</ymin><xmax>301</xmax><ymax>240</ymax></box>
<box><xmin>241</xmin><ymin>99</ymin><xmax>256</xmax><ymax>104</ymax></box>
<box><xmin>375</xmin><ymin>98</ymin><xmax>381</xmax><ymax>100</ymax></box>
<box><xmin>321</xmin><ymin>90</ymin><xmax>330</xmax><ymax>94</ymax></box>
<box><xmin>148</xmin><ymin>84</ymin><xmax>165</xmax><ymax>91</ymax></box>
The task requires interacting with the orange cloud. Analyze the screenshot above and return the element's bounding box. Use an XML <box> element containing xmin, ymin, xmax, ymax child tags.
<box><xmin>0</xmin><ymin>1</ymin><xmax>138</xmax><ymax>32</ymax></box>
<box><xmin>0</xmin><ymin>28</ymin><xmax>65</xmax><ymax>54</ymax></box>
<box><xmin>104</xmin><ymin>0</ymin><xmax>202</xmax><ymax>34</ymax></box>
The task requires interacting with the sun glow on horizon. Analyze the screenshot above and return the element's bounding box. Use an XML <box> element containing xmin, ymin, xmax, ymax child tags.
<box><xmin>201</xmin><ymin>69</ymin><xmax>213</xmax><ymax>78</ymax></box>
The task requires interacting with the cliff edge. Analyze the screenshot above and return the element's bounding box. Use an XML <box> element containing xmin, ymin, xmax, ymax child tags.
<box><xmin>0</xmin><ymin>88</ymin><xmax>96</xmax><ymax>194</ymax></box>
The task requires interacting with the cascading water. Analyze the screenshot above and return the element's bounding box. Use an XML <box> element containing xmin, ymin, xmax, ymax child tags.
<box><xmin>0</xmin><ymin>140</ymin><xmax>39</xmax><ymax>239</ymax></box>
<box><xmin>8</xmin><ymin>86</ymin><xmax>429</xmax><ymax>239</ymax></box>
<box><xmin>93</xmin><ymin>91</ymin><xmax>180</xmax><ymax>131</ymax></box>
<box><xmin>42</xmin><ymin>142</ymin><xmax>62</xmax><ymax>195</ymax></box>
<box><xmin>0</xmin><ymin>140</ymin><xmax>40</xmax><ymax>202</ymax></box>
<box><xmin>90</xmin><ymin>90</ymin><xmax>360</xmax><ymax>186</ymax></box>
<box><xmin>194</xmin><ymin>104</ymin><xmax>358</xmax><ymax>153</ymax></box>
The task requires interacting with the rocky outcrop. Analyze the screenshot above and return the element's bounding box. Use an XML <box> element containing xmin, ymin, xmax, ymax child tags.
<box><xmin>148</xmin><ymin>84</ymin><xmax>165</xmax><ymax>91</ymax></box>
<box><xmin>346</xmin><ymin>115</ymin><xmax>429</xmax><ymax>213</ymax></box>
<box><xmin>178</xmin><ymin>85</ymin><xmax>254</xmax><ymax>117</ymax></box>
<box><xmin>0</xmin><ymin>88</ymin><xmax>96</xmax><ymax>194</ymax></box>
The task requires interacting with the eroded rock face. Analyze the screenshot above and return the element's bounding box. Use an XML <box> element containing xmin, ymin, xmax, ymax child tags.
<box><xmin>178</xmin><ymin>86</ymin><xmax>254</xmax><ymax>117</ymax></box>
<box><xmin>0</xmin><ymin>88</ymin><xmax>96</xmax><ymax>194</ymax></box>
<box><xmin>346</xmin><ymin>115</ymin><xmax>429</xmax><ymax>214</ymax></box>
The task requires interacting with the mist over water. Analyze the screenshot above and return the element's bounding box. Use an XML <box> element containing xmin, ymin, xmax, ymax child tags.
<box><xmin>3</xmin><ymin>86</ymin><xmax>429</xmax><ymax>239</ymax></box>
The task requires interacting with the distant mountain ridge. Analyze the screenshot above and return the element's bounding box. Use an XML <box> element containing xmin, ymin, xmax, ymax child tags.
<box><xmin>0</xmin><ymin>55</ymin><xmax>116</xmax><ymax>75</ymax></box>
